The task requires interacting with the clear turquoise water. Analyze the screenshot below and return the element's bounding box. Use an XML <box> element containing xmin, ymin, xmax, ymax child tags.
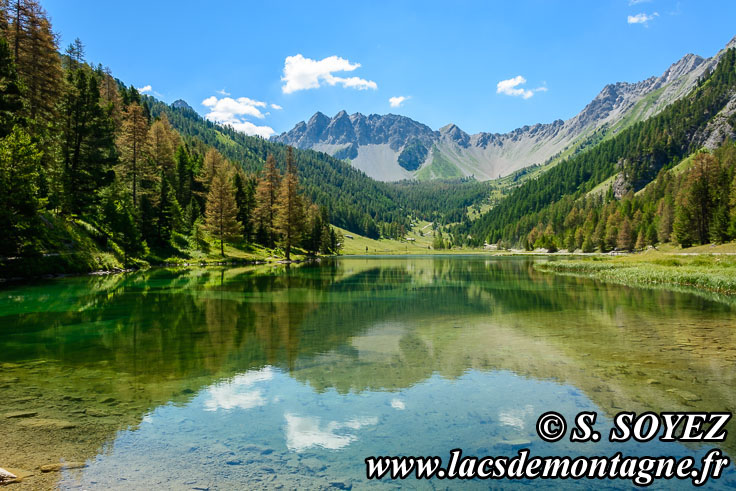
<box><xmin>1</xmin><ymin>256</ymin><xmax>735</xmax><ymax>489</ymax></box>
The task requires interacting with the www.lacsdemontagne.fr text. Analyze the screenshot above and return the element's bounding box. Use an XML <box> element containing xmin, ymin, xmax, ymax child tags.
<box><xmin>365</xmin><ymin>448</ymin><xmax>730</xmax><ymax>486</ymax></box>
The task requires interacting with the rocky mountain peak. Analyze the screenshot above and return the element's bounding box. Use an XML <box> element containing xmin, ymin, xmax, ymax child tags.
<box><xmin>439</xmin><ymin>123</ymin><xmax>470</xmax><ymax>148</ymax></box>
<box><xmin>657</xmin><ymin>53</ymin><xmax>705</xmax><ymax>87</ymax></box>
<box><xmin>171</xmin><ymin>99</ymin><xmax>194</xmax><ymax>111</ymax></box>
<box><xmin>727</xmin><ymin>35</ymin><xmax>736</xmax><ymax>50</ymax></box>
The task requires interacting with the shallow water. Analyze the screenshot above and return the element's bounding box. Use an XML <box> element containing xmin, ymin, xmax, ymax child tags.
<box><xmin>1</xmin><ymin>256</ymin><xmax>735</xmax><ymax>489</ymax></box>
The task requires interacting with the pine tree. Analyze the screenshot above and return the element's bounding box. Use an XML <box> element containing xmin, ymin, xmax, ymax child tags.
<box><xmin>101</xmin><ymin>181</ymin><xmax>142</xmax><ymax>266</ymax></box>
<box><xmin>205</xmin><ymin>163</ymin><xmax>240</xmax><ymax>256</ymax></box>
<box><xmin>581</xmin><ymin>235</ymin><xmax>595</xmax><ymax>253</ymax></box>
<box><xmin>303</xmin><ymin>203</ymin><xmax>323</xmax><ymax>255</ymax></box>
<box><xmin>672</xmin><ymin>202</ymin><xmax>694</xmax><ymax>248</ymax></box>
<box><xmin>116</xmin><ymin>102</ymin><xmax>149</xmax><ymax>207</ymax></box>
<box><xmin>274</xmin><ymin>148</ymin><xmax>304</xmax><ymax>260</ymax></box>
<box><xmin>233</xmin><ymin>170</ymin><xmax>256</xmax><ymax>242</ymax></box>
<box><xmin>175</xmin><ymin>145</ymin><xmax>193</xmax><ymax>206</ymax></box>
<box><xmin>253</xmin><ymin>154</ymin><xmax>281</xmax><ymax>247</ymax></box>
<box><xmin>687</xmin><ymin>153</ymin><xmax>718</xmax><ymax>244</ymax></box>
<box><xmin>635</xmin><ymin>229</ymin><xmax>646</xmax><ymax>250</ymax></box>
<box><xmin>60</xmin><ymin>67</ymin><xmax>117</xmax><ymax>214</ymax></box>
<box><xmin>157</xmin><ymin>171</ymin><xmax>180</xmax><ymax>243</ymax></box>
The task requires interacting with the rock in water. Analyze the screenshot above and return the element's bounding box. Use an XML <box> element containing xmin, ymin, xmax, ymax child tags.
<box><xmin>0</xmin><ymin>467</ymin><xmax>18</xmax><ymax>482</ymax></box>
<box><xmin>18</xmin><ymin>418</ymin><xmax>77</xmax><ymax>429</ymax></box>
<box><xmin>4</xmin><ymin>410</ymin><xmax>38</xmax><ymax>419</ymax></box>
<box><xmin>40</xmin><ymin>462</ymin><xmax>87</xmax><ymax>473</ymax></box>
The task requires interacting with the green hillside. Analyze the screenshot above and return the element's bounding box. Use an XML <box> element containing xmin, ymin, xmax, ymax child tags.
<box><xmin>458</xmin><ymin>48</ymin><xmax>736</xmax><ymax>250</ymax></box>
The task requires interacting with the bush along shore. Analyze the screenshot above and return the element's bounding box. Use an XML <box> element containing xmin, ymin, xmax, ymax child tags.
<box><xmin>535</xmin><ymin>252</ymin><xmax>736</xmax><ymax>296</ymax></box>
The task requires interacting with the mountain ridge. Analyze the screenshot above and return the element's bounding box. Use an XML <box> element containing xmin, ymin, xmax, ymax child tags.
<box><xmin>273</xmin><ymin>35</ymin><xmax>736</xmax><ymax>182</ymax></box>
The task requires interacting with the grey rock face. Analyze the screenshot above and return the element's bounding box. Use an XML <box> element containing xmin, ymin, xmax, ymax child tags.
<box><xmin>171</xmin><ymin>99</ymin><xmax>194</xmax><ymax>111</ymax></box>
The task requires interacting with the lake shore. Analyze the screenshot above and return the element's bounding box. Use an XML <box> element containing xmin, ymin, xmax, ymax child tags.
<box><xmin>535</xmin><ymin>251</ymin><xmax>736</xmax><ymax>296</ymax></box>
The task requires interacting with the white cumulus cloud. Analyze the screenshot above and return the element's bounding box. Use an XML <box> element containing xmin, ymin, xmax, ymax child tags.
<box><xmin>270</xmin><ymin>103</ymin><xmax>283</xmax><ymax>110</ymax></box>
<box><xmin>389</xmin><ymin>96</ymin><xmax>409</xmax><ymax>108</ymax></box>
<box><xmin>284</xmin><ymin>413</ymin><xmax>378</xmax><ymax>452</ymax></box>
<box><xmin>137</xmin><ymin>84</ymin><xmax>152</xmax><ymax>94</ymax></box>
<box><xmin>281</xmin><ymin>54</ymin><xmax>377</xmax><ymax>94</ymax></box>
<box><xmin>216</xmin><ymin>88</ymin><xmax>231</xmax><ymax>96</ymax></box>
<box><xmin>201</xmin><ymin>95</ymin><xmax>275</xmax><ymax>138</ymax></box>
<box><xmin>496</xmin><ymin>76</ymin><xmax>547</xmax><ymax>99</ymax></box>
<box><xmin>203</xmin><ymin>368</ymin><xmax>274</xmax><ymax>411</ymax></box>
<box><xmin>627</xmin><ymin>12</ymin><xmax>658</xmax><ymax>25</ymax></box>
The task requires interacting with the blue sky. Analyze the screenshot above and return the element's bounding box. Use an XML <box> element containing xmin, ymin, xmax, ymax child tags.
<box><xmin>44</xmin><ymin>0</ymin><xmax>736</xmax><ymax>137</ymax></box>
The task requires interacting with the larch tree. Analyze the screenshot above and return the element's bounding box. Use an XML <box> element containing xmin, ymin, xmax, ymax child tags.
<box><xmin>205</xmin><ymin>162</ymin><xmax>241</xmax><ymax>256</ymax></box>
<box><xmin>253</xmin><ymin>154</ymin><xmax>280</xmax><ymax>247</ymax></box>
<box><xmin>274</xmin><ymin>148</ymin><xmax>304</xmax><ymax>260</ymax></box>
<box><xmin>199</xmin><ymin>147</ymin><xmax>225</xmax><ymax>190</ymax></box>
<box><xmin>116</xmin><ymin>102</ymin><xmax>149</xmax><ymax>207</ymax></box>
<box><xmin>0</xmin><ymin>37</ymin><xmax>24</xmax><ymax>138</ymax></box>
<box><xmin>148</xmin><ymin>114</ymin><xmax>178</xmax><ymax>175</ymax></box>
<box><xmin>4</xmin><ymin>0</ymin><xmax>62</xmax><ymax>128</ymax></box>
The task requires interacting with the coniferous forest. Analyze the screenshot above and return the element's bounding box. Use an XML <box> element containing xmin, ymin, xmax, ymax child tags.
<box><xmin>0</xmin><ymin>0</ymin><xmax>492</xmax><ymax>275</ymax></box>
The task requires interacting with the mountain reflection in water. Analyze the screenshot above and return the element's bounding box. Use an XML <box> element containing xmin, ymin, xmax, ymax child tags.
<box><xmin>1</xmin><ymin>257</ymin><xmax>734</xmax><ymax>489</ymax></box>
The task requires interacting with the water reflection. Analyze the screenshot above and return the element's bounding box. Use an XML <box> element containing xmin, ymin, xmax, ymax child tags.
<box><xmin>0</xmin><ymin>257</ymin><xmax>735</xmax><ymax>488</ymax></box>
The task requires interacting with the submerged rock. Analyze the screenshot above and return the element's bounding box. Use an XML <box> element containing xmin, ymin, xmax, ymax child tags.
<box><xmin>4</xmin><ymin>410</ymin><xmax>38</xmax><ymax>419</ymax></box>
<box><xmin>666</xmin><ymin>388</ymin><xmax>702</xmax><ymax>402</ymax></box>
<box><xmin>40</xmin><ymin>462</ymin><xmax>87</xmax><ymax>473</ymax></box>
<box><xmin>18</xmin><ymin>418</ymin><xmax>77</xmax><ymax>430</ymax></box>
<box><xmin>496</xmin><ymin>438</ymin><xmax>532</xmax><ymax>449</ymax></box>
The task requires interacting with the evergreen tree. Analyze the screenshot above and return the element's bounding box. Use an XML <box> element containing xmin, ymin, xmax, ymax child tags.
<box><xmin>687</xmin><ymin>153</ymin><xmax>718</xmax><ymax>244</ymax></box>
<box><xmin>101</xmin><ymin>181</ymin><xmax>142</xmax><ymax>266</ymax></box>
<box><xmin>0</xmin><ymin>37</ymin><xmax>24</xmax><ymax>138</ymax></box>
<box><xmin>157</xmin><ymin>171</ymin><xmax>180</xmax><ymax>243</ymax></box>
<box><xmin>672</xmin><ymin>201</ymin><xmax>694</xmax><ymax>247</ymax></box>
<box><xmin>175</xmin><ymin>145</ymin><xmax>193</xmax><ymax>207</ymax></box>
<box><xmin>233</xmin><ymin>170</ymin><xmax>256</xmax><ymax>242</ymax></box>
<box><xmin>0</xmin><ymin>126</ymin><xmax>41</xmax><ymax>255</ymax></box>
<box><xmin>60</xmin><ymin>67</ymin><xmax>116</xmax><ymax>214</ymax></box>
<box><xmin>302</xmin><ymin>203</ymin><xmax>323</xmax><ymax>255</ymax></box>
<box><xmin>635</xmin><ymin>229</ymin><xmax>646</xmax><ymax>250</ymax></box>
